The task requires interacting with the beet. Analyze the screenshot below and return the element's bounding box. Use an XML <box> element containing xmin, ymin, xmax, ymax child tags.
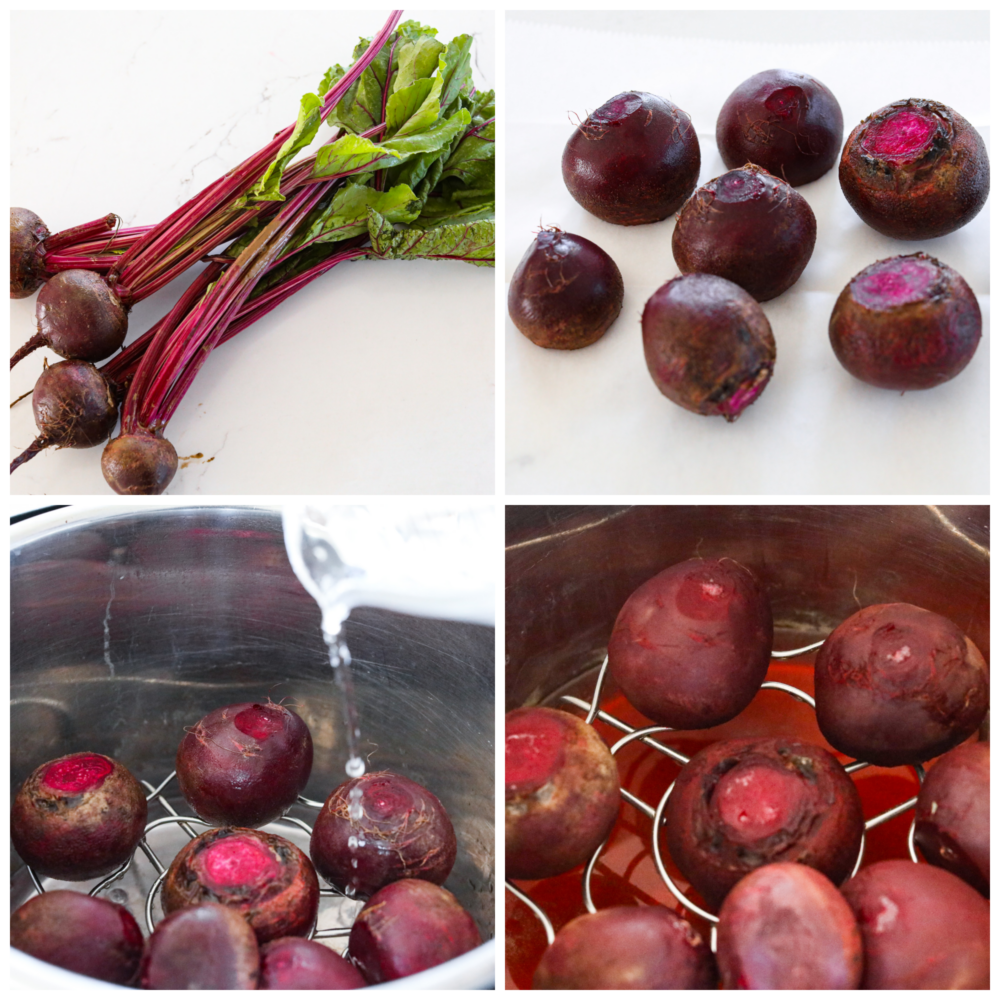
<box><xmin>11</xmin><ymin>207</ymin><xmax>50</xmax><ymax>299</ymax></box>
<box><xmin>641</xmin><ymin>272</ymin><xmax>775</xmax><ymax>421</ymax></box>
<box><xmin>666</xmin><ymin>736</ymin><xmax>864</xmax><ymax>910</ymax></box>
<box><xmin>608</xmin><ymin>558</ymin><xmax>772</xmax><ymax>729</ymax></box>
<box><xmin>828</xmin><ymin>253</ymin><xmax>981</xmax><ymax>391</ymax></box>
<box><xmin>716</xmin><ymin>69</ymin><xmax>844</xmax><ymax>186</ymax></box>
<box><xmin>672</xmin><ymin>164</ymin><xmax>817</xmax><ymax>301</ymax></box>
<box><xmin>11</xmin><ymin>889</ymin><xmax>144</xmax><ymax>986</ymax></box>
<box><xmin>348</xmin><ymin>879</ymin><xmax>483</xmax><ymax>983</ymax></box>
<box><xmin>309</xmin><ymin>770</ymin><xmax>456</xmax><ymax>898</ymax></box>
<box><xmin>175</xmin><ymin>701</ymin><xmax>313</xmax><ymax>827</ymax></box>
<box><xmin>533</xmin><ymin>905</ymin><xmax>717</xmax><ymax>989</ymax></box>
<box><xmin>259</xmin><ymin>936</ymin><xmax>366</xmax><ymax>989</ymax></box>
<box><xmin>814</xmin><ymin>603</ymin><xmax>989</xmax><ymax>766</ymax></box>
<box><xmin>839</xmin><ymin>98</ymin><xmax>990</xmax><ymax>240</ymax></box>
<box><xmin>841</xmin><ymin>860</ymin><xmax>990</xmax><ymax>989</ymax></box>
<box><xmin>562</xmin><ymin>91</ymin><xmax>700</xmax><ymax>225</ymax></box>
<box><xmin>11</xmin><ymin>751</ymin><xmax>148</xmax><ymax>881</ymax></box>
<box><xmin>914</xmin><ymin>741</ymin><xmax>989</xmax><ymax>896</ymax></box>
<box><xmin>505</xmin><ymin>706</ymin><xmax>619</xmax><ymax>881</ymax></box>
<box><xmin>507</xmin><ymin>229</ymin><xmax>623</xmax><ymax>349</ymax></box>
<box><xmin>141</xmin><ymin>901</ymin><xmax>260</xmax><ymax>989</ymax></box>
<box><xmin>100</xmin><ymin>430</ymin><xmax>179</xmax><ymax>495</ymax></box>
<box><xmin>716</xmin><ymin>862</ymin><xmax>863</xmax><ymax>989</ymax></box>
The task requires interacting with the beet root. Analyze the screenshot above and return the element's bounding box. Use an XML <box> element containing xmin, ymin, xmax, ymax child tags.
<box><xmin>641</xmin><ymin>273</ymin><xmax>776</xmax><ymax>421</ymax></box>
<box><xmin>11</xmin><ymin>751</ymin><xmax>148</xmax><ymax>881</ymax></box>
<box><xmin>175</xmin><ymin>701</ymin><xmax>313</xmax><ymax>827</ymax></box>
<box><xmin>100</xmin><ymin>430</ymin><xmax>178</xmax><ymax>495</ymax></box>
<box><xmin>348</xmin><ymin>879</ymin><xmax>483</xmax><ymax>983</ymax></box>
<box><xmin>839</xmin><ymin>98</ymin><xmax>990</xmax><ymax>240</ymax></box>
<box><xmin>841</xmin><ymin>860</ymin><xmax>990</xmax><ymax>989</ymax></box>
<box><xmin>505</xmin><ymin>706</ymin><xmax>619</xmax><ymax>881</ymax></box>
<box><xmin>828</xmin><ymin>253</ymin><xmax>981</xmax><ymax>391</ymax></box>
<box><xmin>813</xmin><ymin>603</ymin><xmax>989</xmax><ymax>766</ymax></box>
<box><xmin>716</xmin><ymin>862</ymin><xmax>863</xmax><ymax>989</ymax></box>
<box><xmin>532</xmin><ymin>905</ymin><xmax>717</xmax><ymax>989</ymax></box>
<box><xmin>259</xmin><ymin>936</ymin><xmax>366</xmax><ymax>989</ymax></box>
<box><xmin>11</xmin><ymin>889</ymin><xmax>144</xmax><ymax>986</ymax></box>
<box><xmin>141</xmin><ymin>901</ymin><xmax>261</xmax><ymax>989</ymax></box>
<box><xmin>665</xmin><ymin>736</ymin><xmax>864</xmax><ymax>910</ymax></box>
<box><xmin>162</xmin><ymin>826</ymin><xmax>319</xmax><ymax>942</ymax></box>
<box><xmin>507</xmin><ymin>229</ymin><xmax>623</xmax><ymax>349</ymax></box>
<box><xmin>309</xmin><ymin>770</ymin><xmax>456</xmax><ymax>898</ymax></box>
<box><xmin>562</xmin><ymin>91</ymin><xmax>701</xmax><ymax>225</ymax></box>
<box><xmin>11</xmin><ymin>208</ymin><xmax>50</xmax><ymax>299</ymax></box>
<box><xmin>672</xmin><ymin>164</ymin><xmax>817</xmax><ymax>301</ymax></box>
<box><xmin>608</xmin><ymin>557</ymin><xmax>773</xmax><ymax>729</ymax></box>
<box><xmin>716</xmin><ymin>69</ymin><xmax>844</xmax><ymax>186</ymax></box>
<box><xmin>914</xmin><ymin>740</ymin><xmax>989</xmax><ymax>896</ymax></box>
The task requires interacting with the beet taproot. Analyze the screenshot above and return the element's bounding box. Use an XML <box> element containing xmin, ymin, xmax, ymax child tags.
<box><xmin>259</xmin><ymin>936</ymin><xmax>366</xmax><ymax>989</ymax></box>
<box><xmin>11</xmin><ymin>207</ymin><xmax>50</xmax><ymax>299</ymax></box>
<box><xmin>100</xmin><ymin>430</ymin><xmax>179</xmax><ymax>495</ymax></box>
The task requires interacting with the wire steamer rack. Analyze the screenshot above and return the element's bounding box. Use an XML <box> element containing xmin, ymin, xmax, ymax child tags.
<box><xmin>505</xmin><ymin>639</ymin><xmax>927</xmax><ymax>952</ymax></box>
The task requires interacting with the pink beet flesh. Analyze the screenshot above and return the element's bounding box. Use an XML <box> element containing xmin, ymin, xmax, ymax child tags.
<box><xmin>851</xmin><ymin>256</ymin><xmax>938</xmax><ymax>309</ymax></box>
<box><xmin>42</xmin><ymin>753</ymin><xmax>113</xmax><ymax>793</ymax></box>
<box><xmin>201</xmin><ymin>835</ymin><xmax>283</xmax><ymax>891</ymax></box>
<box><xmin>235</xmin><ymin>703</ymin><xmax>286</xmax><ymax>740</ymax></box>
<box><xmin>505</xmin><ymin>711</ymin><xmax>565</xmax><ymax>791</ymax></box>
<box><xmin>715</xmin><ymin>763</ymin><xmax>808</xmax><ymax>841</ymax></box>
<box><xmin>862</xmin><ymin>109</ymin><xmax>938</xmax><ymax>160</ymax></box>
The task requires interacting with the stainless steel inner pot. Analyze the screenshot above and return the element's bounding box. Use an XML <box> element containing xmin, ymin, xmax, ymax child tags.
<box><xmin>11</xmin><ymin>505</ymin><xmax>495</xmax><ymax>990</ymax></box>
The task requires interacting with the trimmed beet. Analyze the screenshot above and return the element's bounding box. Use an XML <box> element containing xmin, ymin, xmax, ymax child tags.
<box><xmin>716</xmin><ymin>862</ymin><xmax>863</xmax><ymax>989</ymax></box>
<box><xmin>348</xmin><ymin>879</ymin><xmax>483</xmax><ymax>983</ymax></box>
<box><xmin>141</xmin><ymin>901</ymin><xmax>260</xmax><ymax>989</ymax></box>
<box><xmin>608</xmin><ymin>558</ymin><xmax>772</xmax><ymax>729</ymax></box>
<box><xmin>507</xmin><ymin>229</ymin><xmax>623</xmax><ymax>349</ymax></box>
<box><xmin>505</xmin><ymin>706</ymin><xmax>619</xmax><ymax>881</ymax></box>
<box><xmin>716</xmin><ymin>69</ymin><xmax>844</xmax><ymax>186</ymax></box>
<box><xmin>310</xmin><ymin>770</ymin><xmax>456</xmax><ymax>898</ymax></box>
<box><xmin>562</xmin><ymin>91</ymin><xmax>701</xmax><ymax>225</ymax></box>
<box><xmin>841</xmin><ymin>860</ymin><xmax>989</xmax><ymax>989</ymax></box>
<box><xmin>914</xmin><ymin>741</ymin><xmax>989</xmax><ymax>896</ymax></box>
<box><xmin>839</xmin><ymin>98</ymin><xmax>990</xmax><ymax>240</ymax></box>
<box><xmin>11</xmin><ymin>208</ymin><xmax>50</xmax><ymax>299</ymax></box>
<box><xmin>828</xmin><ymin>253</ymin><xmax>981</xmax><ymax>391</ymax></box>
<box><xmin>814</xmin><ymin>603</ymin><xmax>989</xmax><ymax>766</ymax></box>
<box><xmin>11</xmin><ymin>889</ymin><xmax>144</xmax><ymax>986</ymax></box>
<box><xmin>100</xmin><ymin>430</ymin><xmax>179</xmax><ymax>495</ymax></box>
<box><xmin>175</xmin><ymin>701</ymin><xmax>313</xmax><ymax>827</ymax></box>
<box><xmin>672</xmin><ymin>164</ymin><xmax>816</xmax><ymax>301</ymax></box>
<box><xmin>641</xmin><ymin>272</ymin><xmax>775</xmax><ymax>421</ymax></box>
<box><xmin>11</xmin><ymin>751</ymin><xmax>148</xmax><ymax>881</ymax></box>
<box><xmin>259</xmin><ymin>936</ymin><xmax>365</xmax><ymax>989</ymax></box>
<box><xmin>666</xmin><ymin>736</ymin><xmax>864</xmax><ymax>910</ymax></box>
<box><xmin>533</xmin><ymin>906</ymin><xmax>716</xmax><ymax>989</ymax></box>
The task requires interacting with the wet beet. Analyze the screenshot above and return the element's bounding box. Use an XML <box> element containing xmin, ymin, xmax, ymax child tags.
<box><xmin>672</xmin><ymin>164</ymin><xmax>817</xmax><ymax>301</ymax></box>
<box><xmin>310</xmin><ymin>770</ymin><xmax>456</xmax><ymax>898</ymax></box>
<box><xmin>665</xmin><ymin>736</ymin><xmax>864</xmax><ymax>910</ymax></box>
<box><xmin>562</xmin><ymin>91</ymin><xmax>701</xmax><ymax>225</ymax></box>
<box><xmin>641</xmin><ymin>272</ymin><xmax>775</xmax><ymax>421</ymax></box>
<box><xmin>828</xmin><ymin>253</ymin><xmax>981</xmax><ymax>391</ymax></box>
<box><xmin>607</xmin><ymin>557</ymin><xmax>773</xmax><ymax>729</ymax></box>
<box><xmin>507</xmin><ymin>229</ymin><xmax>623</xmax><ymax>349</ymax></box>
<box><xmin>716</xmin><ymin>69</ymin><xmax>844</xmax><ymax>186</ymax></box>
<box><xmin>175</xmin><ymin>701</ymin><xmax>313</xmax><ymax>827</ymax></box>
<box><xmin>11</xmin><ymin>208</ymin><xmax>50</xmax><ymax>299</ymax></box>
<box><xmin>839</xmin><ymin>98</ymin><xmax>990</xmax><ymax>240</ymax></box>
<box><xmin>259</xmin><ymin>936</ymin><xmax>365</xmax><ymax>989</ymax></box>
<box><xmin>506</xmin><ymin>706</ymin><xmax>620</xmax><ymax>881</ymax></box>
<box><xmin>11</xmin><ymin>751</ymin><xmax>148</xmax><ymax>881</ymax></box>
<box><xmin>814</xmin><ymin>603</ymin><xmax>989</xmax><ymax>766</ymax></box>
<box><xmin>11</xmin><ymin>889</ymin><xmax>144</xmax><ymax>986</ymax></box>
<box><xmin>100</xmin><ymin>431</ymin><xmax>179</xmax><ymax>495</ymax></box>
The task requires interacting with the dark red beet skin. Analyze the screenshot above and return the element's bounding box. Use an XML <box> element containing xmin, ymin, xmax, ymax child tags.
<box><xmin>562</xmin><ymin>91</ymin><xmax>701</xmax><ymax>225</ymax></box>
<box><xmin>665</xmin><ymin>736</ymin><xmax>864</xmax><ymax>910</ymax></box>
<box><xmin>259</xmin><ymin>936</ymin><xmax>366</xmax><ymax>989</ymax></box>
<box><xmin>11</xmin><ymin>207</ymin><xmax>50</xmax><ymax>298</ymax></box>
<box><xmin>642</xmin><ymin>273</ymin><xmax>776</xmax><ymax>421</ymax></box>
<box><xmin>532</xmin><ymin>906</ymin><xmax>717</xmax><ymax>989</ymax></box>
<box><xmin>506</xmin><ymin>706</ymin><xmax>620</xmax><ymax>881</ymax></box>
<box><xmin>814</xmin><ymin>603</ymin><xmax>989</xmax><ymax>766</ymax></box>
<box><xmin>828</xmin><ymin>253</ymin><xmax>981</xmax><ymax>391</ymax></box>
<box><xmin>309</xmin><ymin>771</ymin><xmax>456</xmax><ymax>898</ymax></box>
<box><xmin>672</xmin><ymin>164</ymin><xmax>817</xmax><ymax>301</ymax></box>
<box><xmin>840</xmin><ymin>98</ymin><xmax>990</xmax><ymax>240</ymax></box>
<box><xmin>716</xmin><ymin>69</ymin><xmax>844</xmax><ymax>186</ymax></box>
<box><xmin>608</xmin><ymin>557</ymin><xmax>773</xmax><ymax>729</ymax></box>
<box><xmin>175</xmin><ymin>701</ymin><xmax>313</xmax><ymax>827</ymax></box>
<box><xmin>162</xmin><ymin>826</ymin><xmax>319</xmax><ymax>942</ymax></box>
<box><xmin>507</xmin><ymin>229</ymin><xmax>624</xmax><ymax>349</ymax></box>
<box><xmin>11</xmin><ymin>751</ymin><xmax>148</xmax><ymax>881</ymax></box>
<box><xmin>348</xmin><ymin>879</ymin><xmax>483</xmax><ymax>984</ymax></box>
<box><xmin>11</xmin><ymin>889</ymin><xmax>144</xmax><ymax>986</ymax></box>
<box><xmin>101</xmin><ymin>431</ymin><xmax>179</xmax><ymax>495</ymax></box>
